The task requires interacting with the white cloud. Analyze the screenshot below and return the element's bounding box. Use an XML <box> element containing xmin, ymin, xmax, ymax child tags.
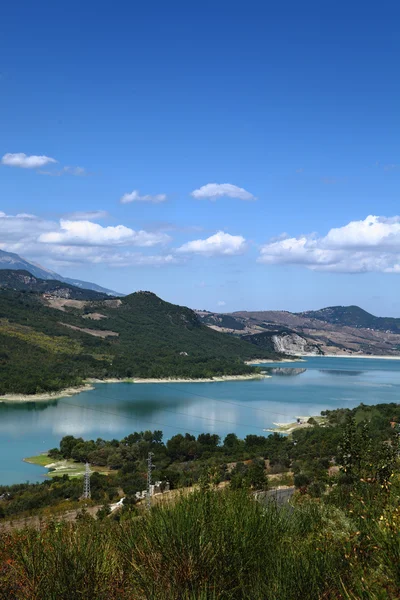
<box><xmin>0</xmin><ymin>212</ymin><xmax>54</xmax><ymax>244</ymax></box>
<box><xmin>64</xmin><ymin>210</ymin><xmax>108</xmax><ymax>221</ymax></box>
<box><xmin>0</xmin><ymin>211</ymin><xmax>179</xmax><ymax>269</ymax></box>
<box><xmin>217</xmin><ymin>300</ymin><xmax>226</xmax><ymax>307</ymax></box>
<box><xmin>191</xmin><ymin>183</ymin><xmax>255</xmax><ymax>201</ymax></box>
<box><xmin>120</xmin><ymin>190</ymin><xmax>167</xmax><ymax>204</ymax></box>
<box><xmin>177</xmin><ymin>231</ymin><xmax>247</xmax><ymax>256</ymax></box>
<box><xmin>258</xmin><ymin>215</ymin><xmax>400</xmax><ymax>273</ymax></box>
<box><xmin>1</xmin><ymin>152</ymin><xmax>57</xmax><ymax>169</ymax></box>
<box><xmin>42</xmin><ymin>246</ymin><xmax>179</xmax><ymax>268</ymax></box>
<box><xmin>39</xmin><ymin>219</ymin><xmax>170</xmax><ymax>247</ymax></box>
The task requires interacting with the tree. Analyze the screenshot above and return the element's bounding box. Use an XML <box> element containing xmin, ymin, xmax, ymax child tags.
<box><xmin>294</xmin><ymin>472</ymin><xmax>311</xmax><ymax>493</ymax></box>
<box><xmin>97</xmin><ymin>504</ymin><xmax>111</xmax><ymax>520</ymax></box>
<box><xmin>223</xmin><ymin>433</ymin><xmax>241</xmax><ymax>452</ymax></box>
<box><xmin>246</xmin><ymin>459</ymin><xmax>268</xmax><ymax>491</ymax></box>
<box><xmin>60</xmin><ymin>435</ymin><xmax>82</xmax><ymax>458</ymax></box>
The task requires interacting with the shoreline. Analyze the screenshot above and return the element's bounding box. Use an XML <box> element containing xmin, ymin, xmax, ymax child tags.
<box><xmin>0</xmin><ymin>384</ymin><xmax>95</xmax><ymax>403</ymax></box>
<box><xmin>310</xmin><ymin>353</ymin><xmax>400</xmax><ymax>360</ymax></box>
<box><xmin>130</xmin><ymin>373</ymin><xmax>269</xmax><ymax>384</ymax></box>
<box><xmin>265</xmin><ymin>415</ymin><xmax>326</xmax><ymax>434</ymax></box>
<box><xmin>0</xmin><ymin>373</ymin><xmax>269</xmax><ymax>403</ymax></box>
<box><xmin>250</xmin><ymin>354</ymin><xmax>400</xmax><ymax>363</ymax></box>
<box><xmin>3</xmin><ymin>353</ymin><xmax>399</xmax><ymax>403</ymax></box>
<box><xmin>24</xmin><ymin>454</ymin><xmax>111</xmax><ymax>478</ymax></box>
<box><xmin>246</xmin><ymin>358</ymin><xmax>303</xmax><ymax>365</ymax></box>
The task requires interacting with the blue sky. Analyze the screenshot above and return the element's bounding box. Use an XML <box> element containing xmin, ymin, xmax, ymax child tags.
<box><xmin>1</xmin><ymin>1</ymin><xmax>400</xmax><ymax>315</ymax></box>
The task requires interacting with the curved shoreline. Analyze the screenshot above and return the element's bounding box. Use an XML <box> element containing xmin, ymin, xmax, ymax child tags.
<box><xmin>246</xmin><ymin>358</ymin><xmax>303</xmax><ymax>365</ymax></box>
<box><xmin>0</xmin><ymin>373</ymin><xmax>269</xmax><ymax>403</ymax></box>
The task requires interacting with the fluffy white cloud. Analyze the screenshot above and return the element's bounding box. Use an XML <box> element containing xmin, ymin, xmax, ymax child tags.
<box><xmin>1</xmin><ymin>153</ymin><xmax>57</xmax><ymax>169</ymax></box>
<box><xmin>0</xmin><ymin>212</ymin><xmax>175</xmax><ymax>268</ymax></box>
<box><xmin>258</xmin><ymin>215</ymin><xmax>400</xmax><ymax>273</ymax></box>
<box><xmin>120</xmin><ymin>190</ymin><xmax>167</xmax><ymax>204</ymax></box>
<box><xmin>177</xmin><ymin>231</ymin><xmax>247</xmax><ymax>256</ymax></box>
<box><xmin>217</xmin><ymin>300</ymin><xmax>226</xmax><ymax>306</ymax></box>
<box><xmin>39</xmin><ymin>219</ymin><xmax>170</xmax><ymax>247</ymax></box>
<box><xmin>191</xmin><ymin>183</ymin><xmax>255</xmax><ymax>201</ymax></box>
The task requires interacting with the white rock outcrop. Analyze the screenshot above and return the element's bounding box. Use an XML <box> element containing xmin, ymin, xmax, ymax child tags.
<box><xmin>272</xmin><ymin>333</ymin><xmax>322</xmax><ymax>356</ymax></box>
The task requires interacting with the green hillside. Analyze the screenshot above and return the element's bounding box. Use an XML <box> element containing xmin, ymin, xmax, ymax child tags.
<box><xmin>299</xmin><ymin>305</ymin><xmax>400</xmax><ymax>332</ymax></box>
<box><xmin>0</xmin><ymin>289</ymin><xmax>279</xmax><ymax>395</ymax></box>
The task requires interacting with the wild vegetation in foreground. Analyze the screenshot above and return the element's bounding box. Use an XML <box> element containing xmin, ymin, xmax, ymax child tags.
<box><xmin>1</xmin><ymin>482</ymin><xmax>400</xmax><ymax>599</ymax></box>
<box><xmin>1</xmin><ymin>402</ymin><xmax>400</xmax><ymax>598</ymax></box>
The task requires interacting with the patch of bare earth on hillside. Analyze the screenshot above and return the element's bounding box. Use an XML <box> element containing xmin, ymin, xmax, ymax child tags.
<box><xmin>60</xmin><ymin>323</ymin><xmax>119</xmax><ymax>338</ymax></box>
<box><xmin>83</xmin><ymin>312</ymin><xmax>107</xmax><ymax>320</ymax></box>
<box><xmin>42</xmin><ymin>297</ymin><xmax>87</xmax><ymax>312</ymax></box>
<box><xmin>103</xmin><ymin>298</ymin><xmax>122</xmax><ymax>308</ymax></box>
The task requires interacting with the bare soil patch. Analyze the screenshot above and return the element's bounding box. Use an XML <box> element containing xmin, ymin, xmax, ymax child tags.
<box><xmin>60</xmin><ymin>323</ymin><xmax>119</xmax><ymax>338</ymax></box>
<box><xmin>43</xmin><ymin>297</ymin><xmax>87</xmax><ymax>311</ymax></box>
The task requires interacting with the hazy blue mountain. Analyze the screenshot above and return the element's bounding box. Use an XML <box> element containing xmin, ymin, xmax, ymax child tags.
<box><xmin>0</xmin><ymin>249</ymin><xmax>122</xmax><ymax>296</ymax></box>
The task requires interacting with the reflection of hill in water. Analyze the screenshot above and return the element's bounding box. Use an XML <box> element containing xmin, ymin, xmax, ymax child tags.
<box><xmin>266</xmin><ymin>368</ymin><xmax>307</xmax><ymax>377</ymax></box>
<box><xmin>0</xmin><ymin>399</ymin><xmax>59</xmax><ymax>414</ymax></box>
<box><xmin>319</xmin><ymin>370</ymin><xmax>364</xmax><ymax>377</ymax></box>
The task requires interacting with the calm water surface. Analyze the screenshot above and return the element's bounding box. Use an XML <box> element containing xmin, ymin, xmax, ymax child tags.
<box><xmin>1</xmin><ymin>356</ymin><xmax>400</xmax><ymax>485</ymax></box>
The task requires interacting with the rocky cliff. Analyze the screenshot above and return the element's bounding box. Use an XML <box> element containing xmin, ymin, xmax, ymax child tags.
<box><xmin>272</xmin><ymin>333</ymin><xmax>323</xmax><ymax>356</ymax></box>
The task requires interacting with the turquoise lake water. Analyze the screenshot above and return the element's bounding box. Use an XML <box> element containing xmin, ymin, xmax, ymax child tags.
<box><xmin>1</xmin><ymin>356</ymin><xmax>400</xmax><ymax>485</ymax></box>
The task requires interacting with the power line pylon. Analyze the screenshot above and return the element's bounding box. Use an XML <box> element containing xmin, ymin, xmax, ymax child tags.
<box><xmin>83</xmin><ymin>462</ymin><xmax>91</xmax><ymax>500</ymax></box>
<box><xmin>146</xmin><ymin>452</ymin><xmax>154</xmax><ymax>510</ymax></box>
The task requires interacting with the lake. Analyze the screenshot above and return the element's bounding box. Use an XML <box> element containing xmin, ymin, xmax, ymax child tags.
<box><xmin>1</xmin><ymin>356</ymin><xmax>400</xmax><ymax>485</ymax></box>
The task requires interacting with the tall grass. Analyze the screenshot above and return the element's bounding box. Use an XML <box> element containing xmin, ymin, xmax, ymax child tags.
<box><xmin>0</xmin><ymin>489</ymin><xmax>398</xmax><ymax>599</ymax></box>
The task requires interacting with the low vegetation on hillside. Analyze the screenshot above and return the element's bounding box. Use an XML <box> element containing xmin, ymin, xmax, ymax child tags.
<box><xmin>299</xmin><ymin>304</ymin><xmax>400</xmax><ymax>332</ymax></box>
<box><xmin>0</xmin><ymin>288</ymin><xmax>278</xmax><ymax>394</ymax></box>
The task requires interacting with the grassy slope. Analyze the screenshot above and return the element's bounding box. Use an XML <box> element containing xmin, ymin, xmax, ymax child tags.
<box><xmin>0</xmin><ymin>289</ymin><xmax>279</xmax><ymax>394</ymax></box>
<box><xmin>25</xmin><ymin>454</ymin><xmax>110</xmax><ymax>478</ymax></box>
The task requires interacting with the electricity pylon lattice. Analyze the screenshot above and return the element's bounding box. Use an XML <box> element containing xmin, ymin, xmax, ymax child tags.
<box><xmin>83</xmin><ymin>462</ymin><xmax>91</xmax><ymax>499</ymax></box>
<box><xmin>146</xmin><ymin>452</ymin><xmax>155</xmax><ymax>510</ymax></box>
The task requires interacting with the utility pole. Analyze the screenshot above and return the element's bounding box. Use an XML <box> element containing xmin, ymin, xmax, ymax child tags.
<box><xmin>83</xmin><ymin>462</ymin><xmax>91</xmax><ymax>500</ymax></box>
<box><xmin>146</xmin><ymin>452</ymin><xmax>154</xmax><ymax>510</ymax></box>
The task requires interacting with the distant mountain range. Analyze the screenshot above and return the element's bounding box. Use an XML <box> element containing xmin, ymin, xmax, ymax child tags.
<box><xmin>0</xmin><ymin>250</ymin><xmax>122</xmax><ymax>296</ymax></box>
<box><xmin>197</xmin><ymin>305</ymin><xmax>400</xmax><ymax>357</ymax></box>
<box><xmin>298</xmin><ymin>305</ymin><xmax>400</xmax><ymax>333</ymax></box>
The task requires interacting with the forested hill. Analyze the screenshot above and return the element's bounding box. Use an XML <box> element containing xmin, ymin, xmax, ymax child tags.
<box><xmin>0</xmin><ymin>270</ymin><xmax>109</xmax><ymax>300</ymax></box>
<box><xmin>0</xmin><ymin>289</ymin><xmax>279</xmax><ymax>395</ymax></box>
<box><xmin>298</xmin><ymin>305</ymin><xmax>400</xmax><ymax>333</ymax></box>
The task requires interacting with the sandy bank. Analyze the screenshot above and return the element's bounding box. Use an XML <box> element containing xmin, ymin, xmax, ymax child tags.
<box><xmin>0</xmin><ymin>373</ymin><xmax>269</xmax><ymax>403</ymax></box>
<box><xmin>246</xmin><ymin>358</ymin><xmax>304</xmax><ymax>365</ymax></box>
<box><xmin>131</xmin><ymin>373</ymin><xmax>269</xmax><ymax>384</ymax></box>
<box><xmin>265</xmin><ymin>415</ymin><xmax>325</xmax><ymax>434</ymax></box>
<box><xmin>0</xmin><ymin>384</ymin><xmax>94</xmax><ymax>403</ymax></box>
